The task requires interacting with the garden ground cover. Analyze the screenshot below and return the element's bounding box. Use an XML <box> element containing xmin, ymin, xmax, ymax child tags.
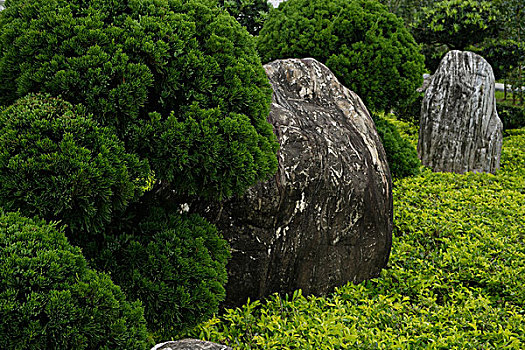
<box><xmin>188</xmin><ymin>129</ymin><xmax>525</xmax><ymax>349</ymax></box>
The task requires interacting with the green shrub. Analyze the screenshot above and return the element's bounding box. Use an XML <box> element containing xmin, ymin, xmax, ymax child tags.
<box><xmin>373</xmin><ymin>114</ymin><xmax>421</xmax><ymax>179</ymax></box>
<box><xmin>0</xmin><ymin>0</ymin><xmax>278</xmax><ymax>200</ymax></box>
<box><xmin>393</xmin><ymin>92</ymin><xmax>424</xmax><ymax>125</ymax></box>
<box><xmin>500</xmin><ymin>128</ymin><xmax>525</xmax><ymax>176</ymax></box>
<box><xmin>497</xmin><ymin>102</ymin><xmax>525</xmax><ymax>130</ymax></box>
<box><xmin>0</xmin><ymin>211</ymin><xmax>150</xmax><ymax>349</ymax></box>
<box><xmin>188</xmin><ymin>132</ymin><xmax>525</xmax><ymax>349</ymax></box>
<box><xmin>382</xmin><ymin>114</ymin><xmax>419</xmax><ymax>148</ymax></box>
<box><xmin>218</xmin><ymin>0</ymin><xmax>270</xmax><ymax>35</ymax></box>
<box><xmin>0</xmin><ymin>94</ymin><xmax>150</xmax><ymax>240</ymax></box>
<box><xmin>93</xmin><ymin>206</ymin><xmax>230</xmax><ymax>339</ymax></box>
<box><xmin>0</xmin><ymin>0</ymin><xmax>279</xmax><ymax>338</ymax></box>
<box><xmin>412</xmin><ymin>0</ymin><xmax>500</xmax><ymax>51</ymax></box>
<box><xmin>412</xmin><ymin>0</ymin><xmax>500</xmax><ymax>72</ymax></box>
<box><xmin>257</xmin><ymin>0</ymin><xmax>425</xmax><ymax>113</ymax></box>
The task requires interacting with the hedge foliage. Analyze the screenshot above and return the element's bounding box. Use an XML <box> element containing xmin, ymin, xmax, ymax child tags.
<box><xmin>412</xmin><ymin>0</ymin><xmax>500</xmax><ymax>51</ymax></box>
<box><xmin>93</xmin><ymin>206</ymin><xmax>230</xmax><ymax>339</ymax></box>
<box><xmin>0</xmin><ymin>0</ymin><xmax>278</xmax><ymax>340</ymax></box>
<box><xmin>497</xmin><ymin>102</ymin><xmax>525</xmax><ymax>130</ymax></box>
<box><xmin>0</xmin><ymin>94</ymin><xmax>151</xmax><ymax>240</ymax></box>
<box><xmin>373</xmin><ymin>114</ymin><xmax>421</xmax><ymax>179</ymax></box>
<box><xmin>0</xmin><ymin>0</ymin><xmax>278</xmax><ymax>200</ymax></box>
<box><xmin>189</xmin><ymin>131</ymin><xmax>525</xmax><ymax>348</ymax></box>
<box><xmin>218</xmin><ymin>0</ymin><xmax>270</xmax><ymax>35</ymax></box>
<box><xmin>257</xmin><ymin>0</ymin><xmax>425</xmax><ymax>113</ymax></box>
<box><xmin>0</xmin><ymin>212</ymin><xmax>150</xmax><ymax>349</ymax></box>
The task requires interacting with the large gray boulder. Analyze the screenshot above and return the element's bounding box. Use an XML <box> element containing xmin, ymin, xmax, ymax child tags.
<box><xmin>196</xmin><ymin>58</ymin><xmax>392</xmax><ymax>307</ymax></box>
<box><xmin>151</xmin><ymin>340</ymin><xmax>232</xmax><ymax>350</ymax></box>
<box><xmin>418</xmin><ymin>50</ymin><xmax>503</xmax><ymax>174</ymax></box>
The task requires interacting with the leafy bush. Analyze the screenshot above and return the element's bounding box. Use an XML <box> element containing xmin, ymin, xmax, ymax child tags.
<box><xmin>383</xmin><ymin>114</ymin><xmax>419</xmax><ymax>148</ymax></box>
<box><xmin>0</xmin><ymin>0</ymin><xmax>279</xmax><ymax>339</ymax></box>
<box><xmin>257</xmin><ymin>0</ymin><xmax>425</xmax><ymax>114</ymax></box>
<box><xmin>500</xmin><ymin>128</ymin><xmax>525</xmax><ymax>176</ymax></box>
<box><xmin>0</xmin><ymin>94</ymin><xmax>150</xmax><ymax>241</ymax></box>
<box><xmin>189</xmin><ymin>132</ymin><xmax>525</xmax><ymax>348</ymax></box>
<box><xmin>94</xmin><ymin>206</ymin><xmax>230</xmax><ymax>339</ymax></box>
<box><xmin>393</xmin><ymin>92</ymin><xmax>424</xmax><ymax>125</ymax></box>
<box><xmin>497</xmin><ymin>102</ymin><xmax>525</xmax><ymax>130</ymax></box>
<box><xmin>218</xmin><ymin>0</ymin><xmax>270</xmax><ymax>35</ymax></box>
<box><xmin>373</xmin><ymin>114</ymin><xmax>421</xmax><ymax>179</ymax></box>
<box><xmin>0</xmin><ymin>0</ymin><xmax>278</xmax><ymax>201</ymax></box>
<box><xmin>412</xmin><ymin>0</ymin><xmax>500</xmax><ymax>51</ymax></box>
<box><xmin>0</xmin><ymin>211</ymin><xmax>150</xmax><ymax>349</ymax></box>
<box><xmin>412</xmin><ymin>0</ymin><xmax>500</xmax><ymax>72</ymax></box>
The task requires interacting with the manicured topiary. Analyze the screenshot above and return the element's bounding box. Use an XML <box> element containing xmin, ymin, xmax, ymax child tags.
<box><xmin>0</xmin><ymin>0</ymin><xmax>278</xmax><ymax>200</ymax></box>
<box><xmin>0</xmin><ymin>94</ymin><xmax>151</xmax><ymax>240</ymax></box>
<box><xmin>0</xmin><ymin>211</ymin><xmax>150</xmax><ymax>349</ymax></box>
<box><xmin>0</xmin><ymin>0</ymin><xmax>278</xmax><ymax>339</ymax></box>
<box><xmin>373</xmin><ymin>114</ymin><xmax>421</xmax><ymax>179</ymax></box>
<box><xmin>257</xmin><ymin>0</ymin><xmax>425</xmax><ymax>113</ymax></box>
<box><xmin>94</xmin><ymin>206</ymin><xmax>230</xmax><ymax>339</ymax></box>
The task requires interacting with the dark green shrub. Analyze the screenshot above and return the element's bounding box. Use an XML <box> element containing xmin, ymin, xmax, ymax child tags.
<box><xmin>373</xmin><ymin>114</ymin><xmax>421</xmax><ymax>179</ymax></box>
<box><xmin>0</xmin><ymin>94</ymin><xmax>150</xmax><ymax>240</ymax></box>
<box><xmin>257</xmin><ymin>0</ymin><xmax>425</xmax><ymax>113</ymax></box>
<box><xmin>419</xmin><ymin>43</ymin><xmax>449</xmax><ymax>74</ymax></box>
<box><xmin>412</xmin><ymin>0</ymin><xmax>500</xmax><ymax>72</ymax></box>
<box><xmin>0</xmin><ymin>211</ymin><xmax>150</xmax><ymax>349</ymax></box>
<box><xmin>497</xmin><ymin>102</ymin><xmax>525</xmax><ymax>130</ymax></box>
<box><xmin>394</xmin><ymin>92</ymin><xmax>423</xmax><ymax>124</ymax></box>
<box><xmin>218</xmin><ymin>0</ymin><xmax>270</xmax><ymax>35</ymax></box>
<box><xmin>0</xmin><ymin>0</ymin><xmax>278</xmax><ymax>200</ymax></box>
<box><xmin>94</xmin><ymin>206</ymin><xmax>230</xmax><ymax>339</ymax></box>
<box><xmin>0</xmin><ymin>0</ymin><xmax>278</xmax><ymax>338</ymax></box>
<box><xmin>412</xmin><ymin>0</ymin><xmax>500</xmax><ymax>51</ymax></box>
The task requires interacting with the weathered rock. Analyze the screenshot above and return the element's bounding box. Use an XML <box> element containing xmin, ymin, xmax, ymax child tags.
<box><xmin>196</xmin><ymin>58</ymin><xmax>393</xmax><ymax>307</ymax></box>
<box><xmin>151</xmin><ymin>340</ymin><xmax>232</xmax><ymax>350</ymax></box>
<box><xmin>418</xmin><ymin>73</ymin><xmax>433</xmax><ymax>93</ymax></box>
<box><xmin>418</xmin><ymin>50</ymin><xmax>503</xmax><ymax>173</ymax></box>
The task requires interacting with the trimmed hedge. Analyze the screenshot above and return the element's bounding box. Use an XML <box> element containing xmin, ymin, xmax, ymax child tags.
<box><xmin>189</xmin><ymin>131</ymin><xmax>525</xmax><ymax>348</ymax></box>
<box><xmin>0</xmin><ymin>0</ymin><xmax>280</xmax><ymax>339</ymax></box>
<box><xmin>218</xmin><ymin>0</ymin><xmax>270</xmax><ymax>35</ymax></box>
<box><xmin>94</xmin><ymin>206</ymin><xmax>230</xmax><ymax>339</ymax></box>
<box><xmin>373</xmin><ymin>114</ymin><xmax>421</xmax><ymax>179</ymax></box>
<box><xmin>0</xmin><ymin>212</ymin><xmax>150</xmax><ymax>349</ymax></box>
<box><xmin>0</xmin><ymin>0</ymin><xmax>278</xmax><ymax>201</ymax></box>
<box><xmin>0</xmin><ymin>94</ymin><xmax>151</xmax><ymax>240</ymax></box>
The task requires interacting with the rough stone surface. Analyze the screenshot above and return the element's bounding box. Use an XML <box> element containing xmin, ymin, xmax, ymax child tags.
<box><xmin>195</xmin><ymin>58</ymin><xmax>393</xmax><ymax>307</ymax></box>
<box><xmin>151</xmin><ymin>340</ymin><xmax>232</xmax><ymax>350</ymax></box>
<box><xmin>418</xmin><ymin>50</ymin><xmax>503</xmax><ymax>174</ymax></box>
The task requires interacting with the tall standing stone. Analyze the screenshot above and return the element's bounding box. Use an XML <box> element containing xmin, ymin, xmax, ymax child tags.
<box><xmin>195</xmin><ymin>58</ymin><xmax>393</xmax><ymax>307</ymax></box>
<box><xmin>418</xmin><ymin>50</ymin><xmax>503</xmax><ymax>174</ymax></box>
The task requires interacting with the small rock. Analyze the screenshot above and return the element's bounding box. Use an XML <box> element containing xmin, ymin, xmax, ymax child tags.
<box><xmin>151</xmin><ymin>339</ymin><xmax>232</xmax><ymax>350</ymax></box>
